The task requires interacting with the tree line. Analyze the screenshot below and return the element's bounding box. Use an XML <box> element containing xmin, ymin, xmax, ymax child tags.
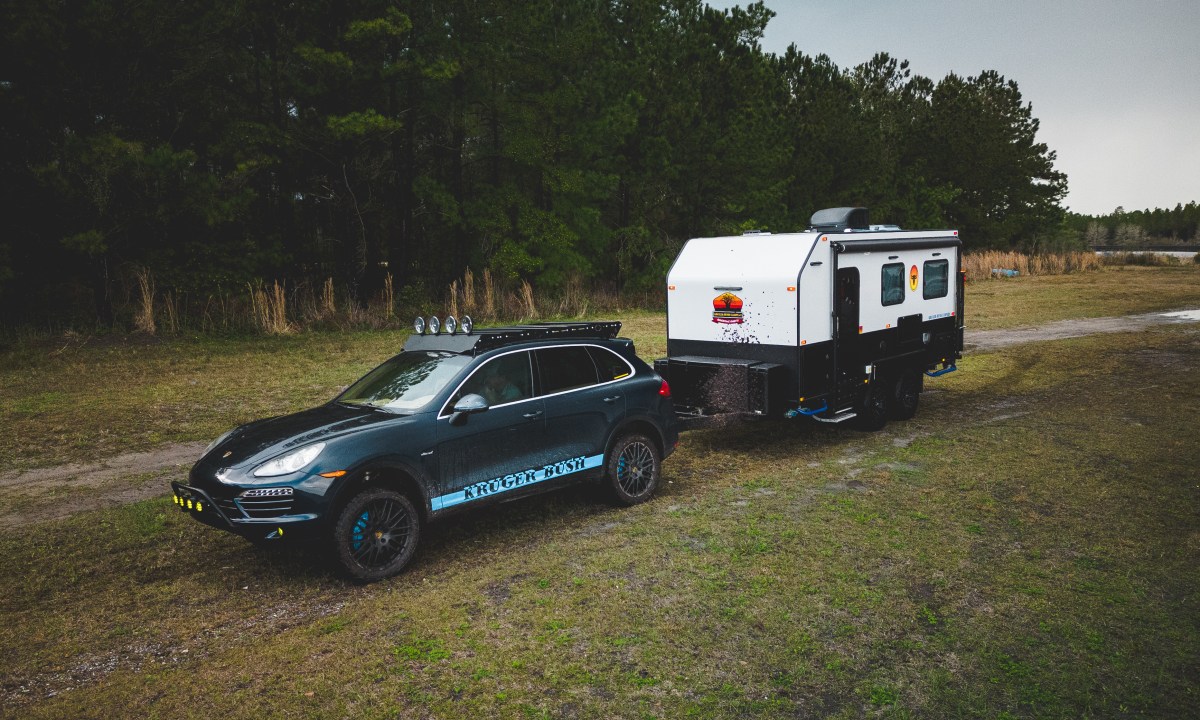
<box><xmin>1</xmin><ymin>0</ymin><xmax>1068</xmax><ymax>329</ymax></box>
<box><xmin>1068</xmin><ymin>203</ymin><xmax>1200</xmax><ymax>247</ymax></box>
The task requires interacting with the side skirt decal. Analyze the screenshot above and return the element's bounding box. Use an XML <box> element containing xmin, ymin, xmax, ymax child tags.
<box><xmin>431</xmin><ymin>454</ymin><xmax>604</xmax><ymax>511</ymax></box>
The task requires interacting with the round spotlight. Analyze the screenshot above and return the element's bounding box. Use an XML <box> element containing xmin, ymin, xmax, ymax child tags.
<box><xmin>461</xmin><ymin>315</ymin><xmax>473</xmax><ymax>334</ymax></box>
<box><xmin>445</xmin><ymin>315</ymin><xmax>458</xmax><ymax>334</ymax></box>
<box><xmin>428</xmin><ymin>316</ymin><xmax>441</xmax><ymax>335</ymax></box>
<box><xmin>413</xmin><ymin>316</ymin><xmax>426</xmax><ymax>335</ymax></box>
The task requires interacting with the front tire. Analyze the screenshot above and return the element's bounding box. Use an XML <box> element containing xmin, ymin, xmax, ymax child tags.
<box><xmin>331</xmin><ymin>488</ymin><xmax>420</xmax><ymax>582</ymax></box>
<box><xmin>607</xmin><ymin>434</ymin><xmax>661</xmax><ymax>506</ymax></box>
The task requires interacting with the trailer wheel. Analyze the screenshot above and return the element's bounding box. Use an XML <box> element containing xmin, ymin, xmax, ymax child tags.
<box><xmin>890</xmin><ymin>371</ymin><xmax>921</xmax><ymax>420</ymax></box>
<box><xmin>606</xmin><ymin>434</ymin><xmax>661</xmax><ymax>506</ymax></box>
<box><xmin>854</xmin><ymin>385</ymin><xmax>889</xmax><ymax>431</ymax></box>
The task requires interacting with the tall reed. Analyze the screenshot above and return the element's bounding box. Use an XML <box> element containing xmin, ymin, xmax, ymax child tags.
<box><xmin>133</xmin><ymin>267</ymin><xmax>156</xmax><ymax>334</ymax></box>
<box><xmin>249</xmin><ymin>281</ymin><xmax>290</xmax><ymax>334</ymax></box>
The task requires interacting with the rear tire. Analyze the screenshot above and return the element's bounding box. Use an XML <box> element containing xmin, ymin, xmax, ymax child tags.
<box><xmin>890</xmin><ymin>370</ymin><xmax>922</xmax><ymax>420</ymax></box>
<box><xmin>854</xmin><ymin>384</ymin><xmax>889</xmax><ymax>431</ymax></box>
<box><xmin>607</xmin><ymin>434</ymin><xmax>661</xmax><ymax>506</ymax></box>
<box><xmin>331</xmin><ymin>488</ymin><xmax>420</xmax><ymax>582</ymax></box>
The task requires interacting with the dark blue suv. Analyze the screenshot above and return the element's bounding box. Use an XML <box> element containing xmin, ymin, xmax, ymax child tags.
<box><xmin>173</xmin><ymin>321</ymin><xmax>679</xmax><ymax>581</ymax></box>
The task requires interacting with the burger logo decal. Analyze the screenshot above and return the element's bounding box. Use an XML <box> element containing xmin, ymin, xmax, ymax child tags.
<box><xmin>712</xmin><ymin>292</ymin><xmax>745</xmax><ymax>324</ymax></box>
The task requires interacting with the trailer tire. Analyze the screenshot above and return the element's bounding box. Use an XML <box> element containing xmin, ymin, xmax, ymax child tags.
<box><xmin>854</xmin><ymin>385</ymin><xmax>889</xmax><ymax>431</ymax></box>
<box><xmin>890</xmin><ymin>370</ymin><xmax>921</xmax><ymax>420</ymax></box>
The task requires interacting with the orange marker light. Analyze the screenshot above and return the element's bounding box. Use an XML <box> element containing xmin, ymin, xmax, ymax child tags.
<box><xmin>668</xmin><ymin>285</ymin><xmax>676</xmax><ymax>290</ymax></box>
<box><xmin>319</xmin><ymin>470</ymin><xmax>347</xmax><ymax>478</ymax></box>
<box><xmin>787</xmin><ymin>286</ymin><xmax>796</xmax><ymax>292</ymax></box>
<box><xmin>858</xmin><ymin>326</ymin><xmax>864</xmax><ymax>334</ymax></box>
<box><xmin>800</xmin><ymin>339</ymin><xmax>806</xmax><ymax>345</ymax></box>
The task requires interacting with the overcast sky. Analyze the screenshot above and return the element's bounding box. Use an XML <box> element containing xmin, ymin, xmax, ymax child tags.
<box><xmin>713</xmin><ymin>0</ymin><xmax>1200</xmax><ymax>216</ymax></box>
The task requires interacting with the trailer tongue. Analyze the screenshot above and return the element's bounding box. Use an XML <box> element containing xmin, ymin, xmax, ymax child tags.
<box><xmin>655</xmin><ymin>208</ymin><xmax>964</xmax><ymax>431</ymax></box>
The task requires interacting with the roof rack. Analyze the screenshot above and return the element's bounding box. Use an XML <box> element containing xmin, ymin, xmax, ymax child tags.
<box><xmin>404</xmin><ymin>321</ymin><xmax>622</xmax><ymax>354</ymax></box>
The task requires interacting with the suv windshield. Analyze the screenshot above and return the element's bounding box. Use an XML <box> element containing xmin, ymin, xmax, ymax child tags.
<box><xmin>337</xmin><ymin>351</ymin><xmax>471</xmax><ymax>411</ymax></box>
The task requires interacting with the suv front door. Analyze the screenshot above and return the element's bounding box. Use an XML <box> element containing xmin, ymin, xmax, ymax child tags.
<box><xmin>432</xmin><ymin>350</ymin><xmax>546</xmax><ymax>511</ymax></box>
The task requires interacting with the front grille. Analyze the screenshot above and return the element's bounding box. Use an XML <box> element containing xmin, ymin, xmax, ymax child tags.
<box><xmin>237</xmin><ymin>487</ymin><xmax>295</xmax><ymax>519</ymax></box>
<box><xmin>214</xmin><ymin>497</ymin><xmax>242</xmax><ymax>518</ymax></box>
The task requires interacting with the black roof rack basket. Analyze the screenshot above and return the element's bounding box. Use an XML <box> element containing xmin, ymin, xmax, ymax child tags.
<box><xmin>405</xmin><ymin>321</ymin><xmax>622</xmax><ymax>353</ymax></box>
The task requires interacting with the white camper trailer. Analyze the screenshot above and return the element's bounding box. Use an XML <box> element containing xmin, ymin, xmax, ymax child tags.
<box><xmin>655</xmin><ymin>207</ymin><xmax>964</xmax><ymax>430</ymax></box>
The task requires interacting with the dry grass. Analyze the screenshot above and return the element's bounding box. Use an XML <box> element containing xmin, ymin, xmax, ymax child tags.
<box><xmin>132</xmin><ymin>267</ymin><xmax>156</xmax><ymax>335</ymax></box>
<box><xmin>2</xmin><ymin>326</ymin><xmax>1198</xmax><ymax>719</ymax></box>
<box><xmin>962</xmin><ymin>251</ymin><xmax>1101</xmax><ymax>281</ymax></box>
<box><xmin>249</xmin><ymin>281</ymin><xmax>291</xmax><ymax>334</ymax></box>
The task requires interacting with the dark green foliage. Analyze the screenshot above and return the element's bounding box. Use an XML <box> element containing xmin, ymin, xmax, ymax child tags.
<box><xmin>1068</xmin><ymin>202</ymin><xmax>1200</xmax><ymax>247</ymax></box>
<box><xmin>0</xmin><ymin>0</ymin><xmax>1069</xmax><ymax>329</ymax></box>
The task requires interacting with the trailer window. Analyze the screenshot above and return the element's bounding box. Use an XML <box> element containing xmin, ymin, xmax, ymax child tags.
<box><xmin>881</xmin><ymin>263</ymin><xmax>905</xmax><ymax>306</ymax></box>
<box><xmin>923</xmin><ymin>259</ymin><xmax>949</xmax><ymax>299</ymax></box>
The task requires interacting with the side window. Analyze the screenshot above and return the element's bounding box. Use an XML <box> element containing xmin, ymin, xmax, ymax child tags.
<box><xmin>455</xmin><ymin>352</ymin><xmax>533</xmax><ymax>408</ymax></box>
<box><xmin>923</xmin><ymin>259</ymin><xmax>950</xmax><ymax>299</ymax></box>
<box><xmin>587</xmin><ymin>346</ymin><xmax>633</xmax><ymax>381</ymax></box>
<box><xmin>881</xmin><ymin>263</ymin><xmax>905</xmax><ymax>306</ymax></box>
<box><xmin>536</xmin><ymin>347</ymin><xmax>599</xmax><ymax>395</ymax></box>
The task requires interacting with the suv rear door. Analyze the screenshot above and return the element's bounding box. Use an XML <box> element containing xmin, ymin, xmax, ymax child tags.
<box><xmin>534</xmin><ymin>345</ymin><xmax>626</xmax><ymax>476</ymax></box>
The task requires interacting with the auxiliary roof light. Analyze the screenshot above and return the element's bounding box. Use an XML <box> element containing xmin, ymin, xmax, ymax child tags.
<box><xmin>461</xmin><ymin>315</ymin><xmax>473</xmax><ymax>334</ymax></box>
<box><xmin>413</xmin><ymin>316</ymin><xmax>426</xmax><ymax>335</ymax></box>
<box><xmin>444</xmin><ymin>315</ymin><xmax>458</xmax><ymax>334</ymax></box>
<box><xmin>428</xmin><ymin>316</ymin><xmax>441</xmax><ymax>335</ymax></box>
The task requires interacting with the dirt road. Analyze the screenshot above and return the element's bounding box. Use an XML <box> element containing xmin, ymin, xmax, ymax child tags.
<box><xmin>966</xmin><ymin>308</ymin><xmax>1200</xmax><ymax>352</ymax></box>
<box><xmin>3</xmin><ymin>308</ymin><xmax>1198</xmax><ymax>530</ymax></box>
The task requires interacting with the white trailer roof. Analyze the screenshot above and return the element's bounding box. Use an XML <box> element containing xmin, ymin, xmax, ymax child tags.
<box><xmin>668</xmin><ymin>233</ymin><xmax>822</xmax><ymax>287</ymax></box>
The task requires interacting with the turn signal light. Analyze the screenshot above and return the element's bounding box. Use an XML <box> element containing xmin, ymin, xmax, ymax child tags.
<box><xmin>658</xmin><ymin>380</ymin><xmax>672</xmax><ymax>398</ymax></box>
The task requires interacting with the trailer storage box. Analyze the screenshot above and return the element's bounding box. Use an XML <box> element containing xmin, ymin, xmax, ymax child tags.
<box><xmin>654</xmin><ymin>356</ymin><xmax>786</xmax><ymax>417</ymax></box>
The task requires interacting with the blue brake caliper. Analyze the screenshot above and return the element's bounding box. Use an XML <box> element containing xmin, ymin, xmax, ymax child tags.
<box><xmin>617</xmin><ymin>455</ymin><xmax>626</xmax><ymax>480</ymax></box>
<box><xmin>352</xmin><ymin>511</ymin><xmax>369</xmax><ymax>551</ymax></box>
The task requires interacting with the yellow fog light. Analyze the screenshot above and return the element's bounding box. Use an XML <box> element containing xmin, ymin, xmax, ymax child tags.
<box><xmin>195</xmin><ymin>502</ymin><xmax>204</xmax><ymax>512</ymax></box>
<box><xmin>187</xmin><ymin>499</ymin><xmax>194</xmax><ymax>509</ymax></box>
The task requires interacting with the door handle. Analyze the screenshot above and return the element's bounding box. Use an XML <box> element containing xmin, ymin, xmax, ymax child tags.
<box><xmin>523</xmin><ymin>410</ymin><xmax>544</xmax><ymax>419</ymax></box>
<box><xmin>602</xmin><ymin>396</ymin><xmax>619</xmax><ymax>403</ymax></box>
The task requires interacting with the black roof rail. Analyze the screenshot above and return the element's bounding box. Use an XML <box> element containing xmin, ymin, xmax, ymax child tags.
<box><xmin>404</xmin><ymin>321</ymin><xmax>622</xmax><ymax>354</ymax></box>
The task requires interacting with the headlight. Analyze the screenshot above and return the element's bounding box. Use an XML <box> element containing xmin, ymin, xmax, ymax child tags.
<box><xmin>252</xmin><ymin>443</ymin><xmax>326</xmax><ymax>477</ymax></box>
<box><xmin>201</xmin><ymin>428</ymin><xmax>236</xmax><ymax>460</ymax></box>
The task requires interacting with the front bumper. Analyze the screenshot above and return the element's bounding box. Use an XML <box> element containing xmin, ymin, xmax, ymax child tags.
<box><xmin>171</xmin><ymin>482</ymin><xmax>321</xmax><ymax>540</ymax></box>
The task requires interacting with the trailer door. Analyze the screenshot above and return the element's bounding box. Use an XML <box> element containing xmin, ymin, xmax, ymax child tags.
<box><xmin>836</xmin><ymin>267</ymin><xmax>859</xmax><ymax>337</ymax></box>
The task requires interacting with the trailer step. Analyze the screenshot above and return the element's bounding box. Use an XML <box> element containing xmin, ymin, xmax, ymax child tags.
<box><xmin>813</xmin><ymin>409</ymin><xmax>857</xmax><ymax>424</ymax></box>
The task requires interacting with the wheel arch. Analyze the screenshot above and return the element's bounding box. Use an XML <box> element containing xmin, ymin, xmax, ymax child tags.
<box><xmin>604</xmin><ymin>417</ymin><xmax>666</xmax><ymax>459</ymax></box>
<box><xmin>326</xmin><ymin>458</ymin><xmax>432</xmax><ymax>524</ymax></box>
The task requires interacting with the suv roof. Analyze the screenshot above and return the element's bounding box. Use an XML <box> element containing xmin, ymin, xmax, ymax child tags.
<box><xmin>404</xmin><ymin>321</ymin><xmax>623</xmax><ymax>355</ymax></box>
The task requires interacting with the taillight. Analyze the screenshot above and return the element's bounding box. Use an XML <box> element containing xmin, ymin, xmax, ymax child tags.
<box><xmin>658</xmin><ymin>379</ymin><xmax>671</xmax><ymax>398</ymax></box>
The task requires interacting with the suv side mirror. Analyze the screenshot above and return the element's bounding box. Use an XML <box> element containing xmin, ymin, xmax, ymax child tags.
<box><xmin>449</xmin><ymin>393</ymin><xmax>489</xmax><ymax>425</ymax></box>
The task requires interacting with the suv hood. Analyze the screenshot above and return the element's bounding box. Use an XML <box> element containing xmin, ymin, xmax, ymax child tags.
<box><xmin>200</xmin><ymin>403</ymin><xmax>416</xmax><ymax>472</ymax></box>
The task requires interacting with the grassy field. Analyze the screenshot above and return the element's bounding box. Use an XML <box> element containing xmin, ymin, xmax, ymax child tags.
<box><xmin>1</xmin><ymin>267</ymin><xmax>1198</xmax><ymax>718</ymax></box>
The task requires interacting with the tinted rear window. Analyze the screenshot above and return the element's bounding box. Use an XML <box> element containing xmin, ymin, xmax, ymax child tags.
<box><xmin>587</xmin><ymin>346</ymin><xmax>633</xmax><ymax>381</ymax></box>
<box><xmin>536</xmin><ymin>347</ymin><xmax>599</xmax><ymax>394</ymax></box>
